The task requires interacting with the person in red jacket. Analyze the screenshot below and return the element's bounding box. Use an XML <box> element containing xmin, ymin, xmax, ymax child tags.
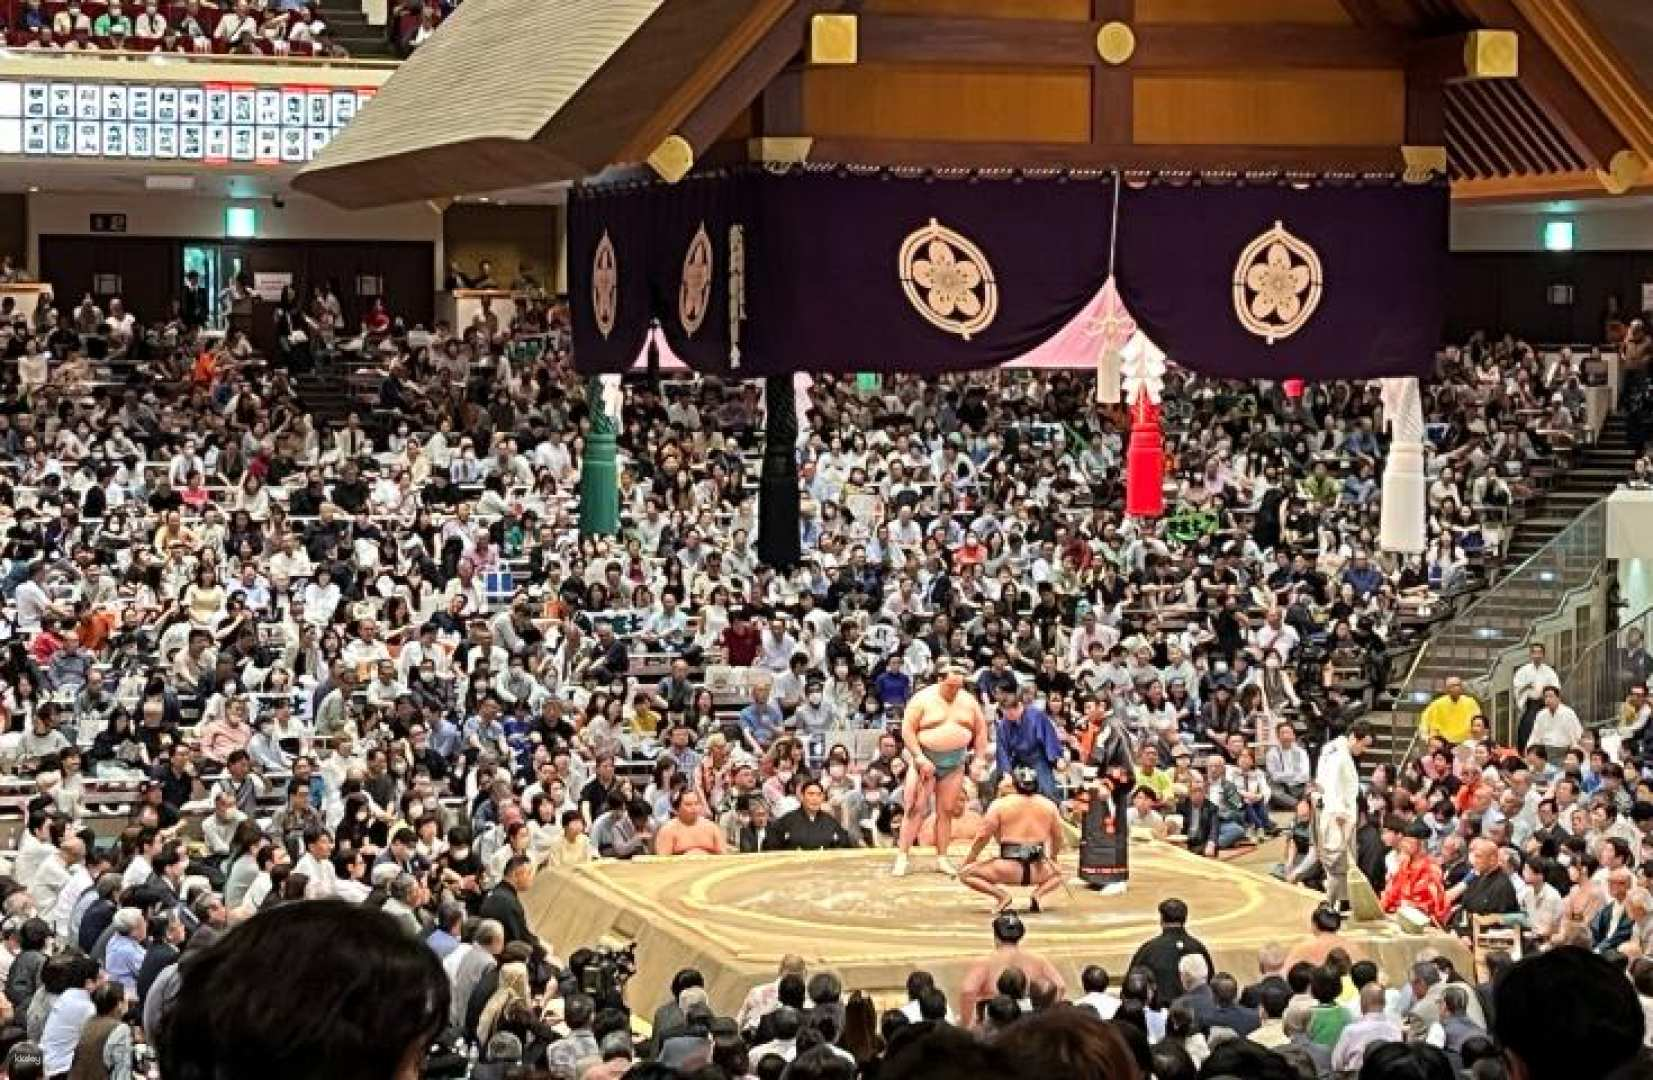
<box><xmin>1381</xmin><ymin>821</ymin><xmax>1449</xmax><ymax>926</ymax></box>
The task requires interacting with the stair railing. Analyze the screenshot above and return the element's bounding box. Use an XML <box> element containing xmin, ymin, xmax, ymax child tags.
<box><xmin>1388</xmin><ymin>639</ymin><xmax>1434</xmax><ymax>769</ymax></box>
<box><xmin>1388</xmin><ymin>497</ymin><xmax>1608</xmax><ymax>766</ymax></box>
<box><xmin>1555</xmin><ymin>601</ymin><xmax>1653</xmax><ymax>740</ymax></box>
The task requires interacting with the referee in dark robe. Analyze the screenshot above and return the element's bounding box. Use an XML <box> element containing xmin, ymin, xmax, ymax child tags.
<box><xmin>766</xmin><ymin>779</ymin><xmax>854</xmax><ymax>851</ymax></box>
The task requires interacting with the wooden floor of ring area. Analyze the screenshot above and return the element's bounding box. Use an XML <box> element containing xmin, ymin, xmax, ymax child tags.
<box><xmin>524</xmin><ymin>840</ymin><xmax>1468</xmax><ymax>1019</ymax></box>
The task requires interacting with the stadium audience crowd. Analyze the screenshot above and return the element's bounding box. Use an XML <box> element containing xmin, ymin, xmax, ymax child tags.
<box><xmin>0</xmin><ymin>264</ymin><xmax>1631</xmax><ymax>1078</ymax></box>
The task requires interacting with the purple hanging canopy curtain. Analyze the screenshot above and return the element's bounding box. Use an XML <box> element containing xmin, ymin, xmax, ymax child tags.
<box><xmin>568</xmin><ymin>168</ymin><xmax>1447</xmax><ymax>382</ymax></box>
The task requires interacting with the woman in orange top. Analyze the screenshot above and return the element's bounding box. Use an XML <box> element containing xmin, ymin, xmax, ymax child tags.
<box><xmin>191</xmin><ymin>346</ymin><xmax>218</xmax><ymax>387</ymax></box>
<box><xmin>77</xmin><ymin>608</ymin><xmax>116</xmax><ymax>652</ymax></box>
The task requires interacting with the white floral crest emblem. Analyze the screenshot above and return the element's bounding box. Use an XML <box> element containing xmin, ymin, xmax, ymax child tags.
<box><xmin>898</xmin><ymin>218</ymin><xmax>999</xmax><ymax>340</ymax></box>
<box><xmin>1232</xmin><ymin>220</ymin><xmax>1324</xmax><ymax>345</ymax></box>
<box><xmin>680</xmin><ymin>223</ymin><xmax>713</xmax><ymax>336</ymax></box>
<box><xmin>592</xmin><ymin>231</ymin><xmax>618</xmax><ymax>340</ymax></box>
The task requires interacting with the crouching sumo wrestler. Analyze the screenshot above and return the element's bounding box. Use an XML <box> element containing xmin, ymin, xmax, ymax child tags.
<box><xmin>957</xmin><ymin>766</ymin><xmax>1066</xmax><ymax>914</ymax></box>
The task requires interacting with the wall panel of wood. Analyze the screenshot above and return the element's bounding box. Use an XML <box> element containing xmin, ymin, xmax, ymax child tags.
<box><xmin>1133</xmin><ymin>69</ymin><xmax>1405</xmax><ymax>145</ymax></box>
<box><xmin>860</xmin><ymin>0</ymin><xmax>1090</xmax><ymax>20</ymax></box>
<box><xmin>803</xmin><ymin>63</ymin><xmax>1094</xmax><ymax>143</ymax></box>
<box><xmin>1136</xmin><ymin>0</ymin><xmax>1351</xmax><ymax>24</ymax></box>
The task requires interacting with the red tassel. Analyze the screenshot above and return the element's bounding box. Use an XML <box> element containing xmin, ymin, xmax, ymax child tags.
<box><xmin>1283</xmin><ymin>378</ymin><xmax>1305</xmax><ymax>399</ymax></box>
<box><xmin>1125</xmin><ymin>398</ymin><xmax>1164</xmax><ymax>518</ymax></box>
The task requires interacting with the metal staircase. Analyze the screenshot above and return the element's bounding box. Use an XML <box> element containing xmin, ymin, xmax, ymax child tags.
<box><xmin>1504</xmin><ymin>414</ymin><xmax>1634</xmax><ymax>562</ymax></box>
<box><xmin>1365</xmin><ymin>419</ymin><xmax>1626</xmax><ymax>769</ymax></box>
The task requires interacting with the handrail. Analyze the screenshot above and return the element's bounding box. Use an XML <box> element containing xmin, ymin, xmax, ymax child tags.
<box><xmin>1389</xmin><ymin>637</ymin><xmax>1433</xmax><ymax>769</ymax></box>
<box><xmin>1556</xmin><ymin>600</ymin><xmax>1653</xmax><ymax>735</ymax></box>
<box><xmin>1388</xmin><ymin>497</ymin><xmax>1607</xmax><ymax>768</ymax></box>
<box><xmin>1439</xmin><ymin>496</ymin><xmax>1606</xmax><ymax>632</ymax></box>
<box><xmin>1561</xmin><ymin>601</ymin><xmax>1653</xmax><ymax>685</ymax></box>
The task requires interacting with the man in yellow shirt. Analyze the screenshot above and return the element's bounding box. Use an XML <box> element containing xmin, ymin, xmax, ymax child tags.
<box><xmin>1419</xmin><ymin>676</ymin><xmax>1481</xmax><ymax>745</ymax></box>
<box><xmin>1134</xmin><ymin>745</ymin><xmax>1176</xmax><ymax>804</ymax></box>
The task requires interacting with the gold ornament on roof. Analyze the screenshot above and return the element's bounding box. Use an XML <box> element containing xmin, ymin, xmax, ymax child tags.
<box><xmin>1232</xmin><ymin>220</ymin><xmax>1323</xmax><ymax>345</ymax></box>
<box><xmin>898</xmin><ymin>218</ymin><xmax>999</xmax><ymax>341</ymax></box>
<box><xmin>592</xmin><ymin>230</ymin><xmax>618</xmax><ymax>340</ymax></box>
<box><xmin>680</xmin><ymin>223</ymin><xmax>713</xmax><ymax>336</ymax></box>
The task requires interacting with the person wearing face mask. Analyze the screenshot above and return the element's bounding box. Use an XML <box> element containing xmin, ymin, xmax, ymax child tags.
<box><xmin>246</xmin><ymin>713</ymin><xmax>291</xmax><ymax>774</ymax></box>
<box><xmin>1259</xmin><ymin>649</ymin><xmax>1300</xmax><ymax>721</ymax></box>
<box><xmin>840</xmin><ymin>772</ymin><xmax>890</xmax><ymax>846</ymax></box>
<box><xmin>821</xmin><ymin>747</ymin><xmax>857</xmax><ymax>808</ymax></box>
<box><xmin>792</xmin><ymin>680</ymin><xmax>841</xmax><ymax>737</ymax></box>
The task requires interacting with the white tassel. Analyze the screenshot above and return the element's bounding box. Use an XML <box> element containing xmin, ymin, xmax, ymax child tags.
<box><xmin>1378</xmin><ymin>377</ymin><xmax>1427</xmax><ymax>555</ymax></box>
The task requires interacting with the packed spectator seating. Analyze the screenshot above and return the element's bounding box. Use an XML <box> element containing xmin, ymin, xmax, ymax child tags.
<box><xmin>5</xmin><ymin>0</ymin><xmax>356</xmax><ymax>54</ymax></box>
<box><xmin>0</xmin><ymin>259</ymin><xmax>1635</xmax><ymax>1077</ymax></box>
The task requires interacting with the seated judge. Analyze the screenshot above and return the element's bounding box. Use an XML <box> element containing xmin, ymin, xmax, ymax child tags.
<box><xmin>1447</xmin><ymin>838</ymin><xmax>1521</xmax><ymax>934</ymax></box>
<box><xmin>767</xmin><ymin>778</ymin><xmax>854</xmax><ymax>852</ymax></box>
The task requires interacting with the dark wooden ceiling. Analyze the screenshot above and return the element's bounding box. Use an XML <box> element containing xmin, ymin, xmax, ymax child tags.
<box><xmin>1446</xmin><ymin>78</ymin><xmax>1588</xmax><ymax>180</ymax></box>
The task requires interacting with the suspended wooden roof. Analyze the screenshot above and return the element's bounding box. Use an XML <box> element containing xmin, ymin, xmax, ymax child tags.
<box><xmin>294</xmin><ymin>0</ymin><xmax>1653</xmax><ymax>207</ymax></box>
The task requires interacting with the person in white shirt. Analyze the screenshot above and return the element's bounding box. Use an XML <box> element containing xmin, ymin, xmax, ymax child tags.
<box><xmin>1067</xmin><ymin>608</ymin><xmax>1119</xmax><ymax>669</ymax></box>
<box><xmin>756</xmin><ymin>617</ymin><xmax>800</xmax><ymax>674</ymax></box>
<box><xmin>1076</xmin><ymin>965</ymin><xmax>1121</xmax><ymax>1019</ymax></box>
<box><xmin>1314</xmin><ymin>724</ymin><xmax>1372</xmax><ymax>913</ymax></box>
<box><xmin>266</xmin><ymin>535</ymin><xmax>314</xmax><ymax>591</ymax></box>
<box><xmin>1253</xmin><ymin>609</ymin><xmax>1301</xmax><ymax>661</ymax></box>
<box><xmin>215</xmin><ymin>0</ymin><xmax>256</xmax><ymax>41</ymax></box>
<box><xmin>294</xmin><ymin>826</ymin><xmax>339</xmax><ymax>899</ymax></box>
<box><xmin>397</xmin><ymin>625</ymin><xmax>449</xmax><ymax>683</ymax></box>
<box><xmin>49</xmin><ymin>842</ymin><xmax>97</xmax><ymax>941</ymax></box>
<box><xmin>302</xmin><ymin>568</ymin><xmax>342</xmax><ymax>625</ymax></box>
<box><xmin>134</xmin><ymin>0</ymin><xmax>166</xmax><ymax>36</ymax></box>
<box><xmin>1527</xmin><ymin>686</ymin><xmax>1583</xmax><ymax>754</ymax></box>
<box><xmin>27</xmin><ymin>836</ymin><xmax>80</xmax><ymax>918</ymax></box>
<box><xmin>343</xmin><ymin>623</ymin><xmax>392</xmax><ymax>668</ymax></box>
<box><xmin>1330</xmin><ymin>983</ymin><xmax>1403</xmax><ymax>1075</ymax></box>
<box><xmin>40</xmin><ymin>965</ymin><xmax>99</xmax><ymax>1077</ymax></box>
<box><xmin>11</xmin><ymin>814</ymin><xmax>57</xmax><ymax>888</ymax></box>
<box><xmin>748</xmin><ymin>1008</ymin><xmax>801</xmax><ymax>1064</ymax></box>
<box><xmin>122</xmin><ymin>827</ymin><xmax>162</xmax><ymax>892</ymax></box>
<box><xmin>1511</xmin><ymin>643</ymin><xmax>1559</xmax><ymax>748</ymax></box>
<box><xmin>13</xmin><ymin>562</ymin><xmax>64</xmax><ymax>635</ymax></box>
<box><xmin>104</xmin><ymin>298</ymin><xmax>137</xmax><ymax>344</ymax></box>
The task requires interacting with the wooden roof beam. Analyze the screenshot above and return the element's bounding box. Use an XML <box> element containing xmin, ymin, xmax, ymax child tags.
<box><xmin>851</xmin><ymin>15</ymin><xmax>1408</xmax><ymax>69</ymax></box>
<box><xmin>1455</xmin><ymin>0</ymin><xmax>1643</xmax><ymax>191</ymax></box>
<box><xmin>621</xmin><ymin>0</ymin><xmax>849</xmax><ymax>182</ymax></box>
<box><xmin>799</xmin><ymin>138</ymin><xmax>1407</xmax><ymax>173</ymax></box>
<box><xmin>1339</xmin><ymin>0</ymin><xmax>1441</xmax><ymax>30</ymax></box>
<box><xmin>1483</xmin><ymin>78</ymin><xmax>1578</xmax><ymax>172</ymax></box>
<box><xmin>1450</xmin><ymin>84</ymin><xmax>1526</xmax><ymax>175</ymax></box>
